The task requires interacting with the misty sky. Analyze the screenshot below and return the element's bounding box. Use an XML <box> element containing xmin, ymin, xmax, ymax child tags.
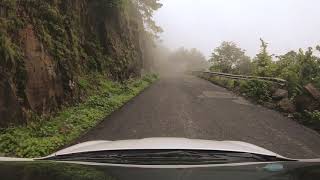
<box><xmin>154</xmin><ymin>0</ymin><xmax>320</xmax><ymax>58</ymax></box>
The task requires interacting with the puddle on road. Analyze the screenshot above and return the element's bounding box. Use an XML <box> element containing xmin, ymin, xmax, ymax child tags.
<box><xmin>198</xmin><ymin>90</ymin><xmax>252</xmax><ymax>106</ymax></box>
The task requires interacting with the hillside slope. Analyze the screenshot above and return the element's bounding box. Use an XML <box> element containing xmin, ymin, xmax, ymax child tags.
<box><xmin>0</xmin><ymin>0</ymin><xmax>154</xmax><ymax>127</ymax></box>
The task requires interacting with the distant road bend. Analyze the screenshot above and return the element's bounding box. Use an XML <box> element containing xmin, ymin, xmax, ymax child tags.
<box><xmin>77</xmin><ymin>74</ymin><xmax>320</xmax><ymax>159</ymax></box>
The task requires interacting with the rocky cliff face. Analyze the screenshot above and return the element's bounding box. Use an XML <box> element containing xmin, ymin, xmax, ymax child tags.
<box><xmin>0</xmin><ymin>0</ymin><xmax>151</xmax><ymax>127</ymax></box>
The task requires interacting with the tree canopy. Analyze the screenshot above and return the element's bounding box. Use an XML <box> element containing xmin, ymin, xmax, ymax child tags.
<box><xmin>132</xmin><ymin>0</ymin><xmax>163</xmax><ymax>38</ymax></box>
<box><xmin>209</xmin><ymin>41</ymin><xmax>251</xmax><ymax>74</ymax></box>
<box><xmin>253</xmin><ymin>39</ymin><xmax>274</xmax><ymax>76</ymax></box>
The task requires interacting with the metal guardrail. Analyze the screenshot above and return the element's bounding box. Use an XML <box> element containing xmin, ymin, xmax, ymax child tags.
<box><xmin>193</xmin><ymin>71</ymin><xmax>287</xmax><ymax>86</ymax></box>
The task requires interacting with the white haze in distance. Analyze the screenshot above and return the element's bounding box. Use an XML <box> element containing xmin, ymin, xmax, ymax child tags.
<box><xmin>154</xmin><ymin>0</ymin><xmax>320</xmax><ymax>58</ymax></box>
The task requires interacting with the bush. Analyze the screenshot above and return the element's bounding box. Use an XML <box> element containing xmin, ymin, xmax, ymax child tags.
<box><xmin>238</xmin><ymin>80</ymin><xmax>272</xmax><ymax>103</ymax></box>
<box><xmin>78</xmin><ymin>77</ymin><xmax>90</xmax><ymax>90</ymax></box>
<box><xmin>204</xmin><ymin>75</ymin><xmax>272</xmax><ymax>103</ymax></box>
<box><xmin>306</xmin><ymin>110</ymin><xmax>320</xmax><ymax>124</ymax></box>
<box><xmin>295</xmin><ymin>111</ymin><xmax>320</xmax><ymax>131</ymax></box>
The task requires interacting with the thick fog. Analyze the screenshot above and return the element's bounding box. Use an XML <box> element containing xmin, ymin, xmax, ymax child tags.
<box><xmin>154</xmin><ymin>0</ymin><xmax>320</xmax><ymax>58</ymax></box>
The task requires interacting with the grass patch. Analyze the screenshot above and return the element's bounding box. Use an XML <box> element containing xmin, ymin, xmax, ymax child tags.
<box><xmin>0</xmin><ymin>74</ymin><xmax>158</xmax><ymax>158</ymax></box>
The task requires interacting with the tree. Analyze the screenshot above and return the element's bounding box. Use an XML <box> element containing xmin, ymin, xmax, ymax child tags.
<box><xmin>274</xmin><ymin>46</ymin><xmax>320</xmax><ymax>96</ymax></box>
<box><xmin>253</xmin><ymin>38</ymin><xmax>274</xmax><ymax>76</ymax></box>
<box><xmin>168</xmin><ymin>47</ymin><xmax>209</xmax><ymax>72</ymax></box>
<box><xmin>132</xmin><ymin>0</ymin><xmax>163</xmax><ymax>38</ymax></box>
<box><xmin>275</xmin><ymin>51</ymin><xmax>301</xmax><ymax>96</ymax></box>
<box><xmin>209</xmin><ymin>41</ymin><xmax>251</xmax><ymax>74</ymax></box>
<box><xmin>234</xmin><ymin>57</ymin><xmax>253</xmax><ymax>75</ymax></box>
<box><xmin>187</xmin><ymin>48</ymin><xmax>209</xmax><ymax>71</ymax></box>
<box><xmin>297</xmin><ymin>47</ymin><xmax>320</xmax><ymax>86</ymax></box>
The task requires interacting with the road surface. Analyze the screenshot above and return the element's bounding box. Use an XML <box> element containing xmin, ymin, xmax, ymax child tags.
<box><xmin>77</xmin><ymin>74</ymin><xmax>320</xmax><ymax>159</ymax></box>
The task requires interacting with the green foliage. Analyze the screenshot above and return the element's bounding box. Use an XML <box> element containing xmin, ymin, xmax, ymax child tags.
<box><xmin>0</xmin><ymin>1</ymin><xmax>162</xmax><ymax>155</ymax></box>
<box><xmin>0</xmin><ymin>0</ymin><xmax>163</xmax><ymax>83</ymax></box>
<box><xmin>92</xmin><ymin>0</ymin><xmax>126</xmax><ymax>18</ymax></box>
<box><xmin>206</xmin><ymin>40</ymin><xmax>320</xmax><ymax>131</ymax></box>
<box><xmin>0</xmin><ymin>29</ymin><xmax>27</xmax><ymax>99</ymax></box>
<box><xmin>306</xmin><ymin>110</ymin><xmax>320</xmax><ymax>123</ymax></box>
<box><xmin>209</xmin><ymin>41</ymin><xmax>251</xmax><ymax>74</ymax></box>
<box><xmin>16</xmin><ymin>0</ymin><xmax>158</xmax><ymax>80</ymax></box>
<box><xmin>275</xmin><ymin>51</ymin><xmax>301</xmax><ymax>97</ymax></box>
<box><xmin>297</xmin><ymin>48</ymin><xmax>320</xmax><ymax>85</ymax></box>
<box><xmin>239</xmin><ymin>80</ymin><xmax>273</xmax><ymax>103</ymax></box>
<box><xmin>0</xmin><ymin>74</ymin><xmax>158</xmax><ymax>158</ymax></box>
<box><xmin>275</xmin><ymin>47</ymin><xmax>320</xmax><ymax>97</ymax></box>
<box><xmin>132</xmin><ymin>0</ymin><xmax>163</xmax><ymax>38</ymax></box>
<box><xmin>11</xmin><ymin>0</ymin><xmax>83</xmax><ymax>85</ymax></box>
<box><xmin>209</xmin><ymin>39</ymin><xmax>320</xmax><ymax>100</ymax></box>
<box><xmin>295</xmin><ymin>110</ymin><xmax>320</xmax><ymax>131</ymax></box>
<box><xmin>0</xmin><ymin>0</ymin><xmax>18</xmax><ymax>18</ymax></box>
<box><xmin>0</xmin><ymin>33</ymin><xmax>16</xmax><ymax>69</ymax></box>
<box><xmin>208</xmin><ymin>76</ymin><xmax>235</xmax><ymax>90</ymax></box>
<box><xmin>204</xmin><ymin>75</ymin><xmax>273</xmax><ymax>103</ymax></box>
<box><xmin>0</xmin><ymin>0</ymin><xmax>17</xmax><ymax>8</ymax></box>
<box><xmin>78</xmin><ymin>77</ymin><xmax>90</xmax><ymax>90</ymax></box>
<box><xmin>101</xmin><ymin>0</ymin><xmax>124</xmax><ymax>8</ymax></box>
<box><xmin>252</xmin><ymin>39</ymin><xmax>276</xmax><ymax>77</ymax></box>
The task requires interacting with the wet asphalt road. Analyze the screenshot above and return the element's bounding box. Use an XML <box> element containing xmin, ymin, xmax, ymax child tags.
<box><xmin>77</xmin><ymin>74</ymin><xmax>320</xmax><ymax>159</ymax></box>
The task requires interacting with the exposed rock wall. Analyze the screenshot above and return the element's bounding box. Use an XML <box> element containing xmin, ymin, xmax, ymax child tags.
<box><xmin>19</xmin><ymin>24</ymin><xmax>64</xmax><ymax>114</ymax></box>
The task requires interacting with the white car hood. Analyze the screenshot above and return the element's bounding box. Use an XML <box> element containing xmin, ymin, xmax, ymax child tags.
<box><xmin>48</xmin><ymin>138</ymin><xmax>284</xmax><ymax>158</ymax></box>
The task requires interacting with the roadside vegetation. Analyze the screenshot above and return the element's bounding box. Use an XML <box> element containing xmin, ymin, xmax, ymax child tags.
<box><xmin>204</xmin><ymin>40</ymin><xmax>320</xmax><ymax>131</ymax></box>
<box><xmin>0</xmin><ymin>74</ymin><xmax>158</xmax><ymax>158</ymax></box>
<box><xmin>0</xmin><ymin>0</ymin><xmax>162</xmax><ymax>158</ymax></box>
<box><xmin>0</xmin><ymin>0</ymin><xmax>163</xmax><ymax>127</ymax></box>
